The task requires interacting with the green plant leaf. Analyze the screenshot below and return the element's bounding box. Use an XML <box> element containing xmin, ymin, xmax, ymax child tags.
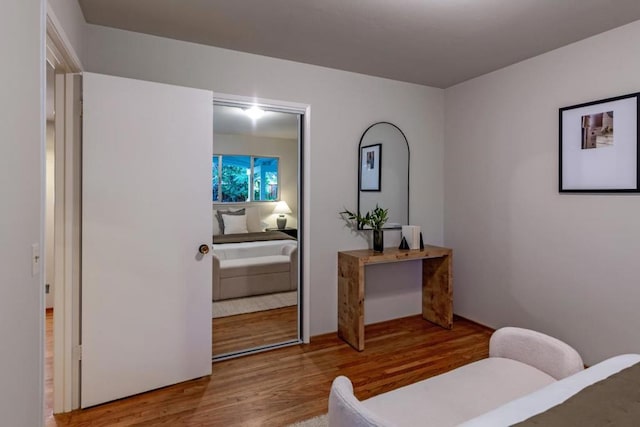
<box><xmin>339</xmin><ymin>204</ymin><xmax>389</xmax><ymax>230</ymax></box>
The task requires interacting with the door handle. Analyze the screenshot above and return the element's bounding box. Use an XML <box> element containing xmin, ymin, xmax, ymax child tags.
<box><xmin>198</xmin><ymin>244</ymin><xmax>210</xmax><ymax>255</ymax></box>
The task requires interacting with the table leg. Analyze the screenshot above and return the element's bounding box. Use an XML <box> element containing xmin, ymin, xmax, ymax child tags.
<box><xmin>337</xmin><ymin>253</ymin><xmax>365</xmax><ymax>351</ymax></box>
<box><xmin>422</xmin><ymin>254</ymin><xmax>453</xmax><ymax>329</ymax></box>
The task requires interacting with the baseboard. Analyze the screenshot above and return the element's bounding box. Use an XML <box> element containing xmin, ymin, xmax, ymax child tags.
<box><xmin>309</xmin><ymin>313</ymin><xmax>495</xmax><ymax>343</ymax></box>
<box><xmin>452</xmin><ymin>314</ymin><xmax>495</xmax><ymax>333</ymax></box>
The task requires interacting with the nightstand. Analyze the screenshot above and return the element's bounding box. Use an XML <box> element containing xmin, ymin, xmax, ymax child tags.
<box><xmin>266</xmin><ymin>227</ymin><xmax>297</xmax><ymax>239</ymax></box>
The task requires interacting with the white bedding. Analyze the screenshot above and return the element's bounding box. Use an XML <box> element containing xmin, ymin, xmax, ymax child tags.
<box><xmin>459</xmin><ymin>354</ymin><xmax>640</xmax><ymax>426</ymax></box>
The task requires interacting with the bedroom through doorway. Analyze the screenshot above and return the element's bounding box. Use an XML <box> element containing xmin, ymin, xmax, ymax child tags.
<box><xmin>212</xmin><ymin>100</ymin><xmax>303</xmax><ymax>359</ymax></box>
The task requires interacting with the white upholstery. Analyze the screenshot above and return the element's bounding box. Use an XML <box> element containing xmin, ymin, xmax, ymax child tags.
<box><xmin>212</xmin><ymin>241</ymin><xmax>297</xmax><ymax>301</ymax></box>
<box><xmin>220</xmin><ymin>255</ymin><xmax>290</xmax><ymax>277</ymax></box>
<box><xmin>214</xmin><ymin>240</ymin><xmax>296</xmax><ymax>260</ymax></box>
<box><xmin>489</xmin><ymin>327</ymin><xmax>584</xmax><ymax>380</ymax></box>
<box><xmin>328</xmin><ymin>327</ymin><xmax>585</xmax><ymax>427</ymax></box>
<box><xmin>460</xmin><ymin>354</ymin><xmax>640</xmax><ymax>426</ymax></box>
<box><xmin>329</xmin><ymin>377</ymin><xmax>394</xmax><ymax>427</ymax></box>
<box><xmin>360</xmin><ymin>358</ymin><xmax>555</xmax><ymax>427</ymax></box>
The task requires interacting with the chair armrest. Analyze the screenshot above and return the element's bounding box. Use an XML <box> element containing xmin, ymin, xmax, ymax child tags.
<box><xmin>212</xmin><ymin>253</ymin><xmax>221</xmax><ymax>301</ymax></box>
<box><xmin>328</xmin><ymin>376</ymin><xmax>394</xmax><ymax>427</ymax></box>
<box><xmin>489</xmin><ymin>327</ymin><xmax>584</xmax><ymax>380</ymax></box>
<box><xmin>281</xmin><ymin>245</ymin><xmax>298</xmax><ymax>291</ymax></box>
<box><xmin>281</xmin><ymin>244</ymin><xmax>297</xmax><ymax>257</ymax></box>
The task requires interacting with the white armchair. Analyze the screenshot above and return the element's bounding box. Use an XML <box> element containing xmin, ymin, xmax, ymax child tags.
<box><xmin>328</xmin><ymin>327</ymin><xmax>584</xmax><ymax>427</ymax></box>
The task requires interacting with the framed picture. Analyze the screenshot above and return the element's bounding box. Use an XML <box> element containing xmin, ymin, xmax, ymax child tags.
<box><xmin>560</xmin><ymin>92</ymin><xmax>640</xmax><ymax>192</ymax></box>
<box><xmin>360</xmin><ymin>143</ymin><xmax>381</xmax><ymax>191</ymax></box>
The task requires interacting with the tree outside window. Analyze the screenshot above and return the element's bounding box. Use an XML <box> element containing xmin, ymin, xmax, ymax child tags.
<box><xmin>212</xmin><ymin>155</ymin><xmax>279</xmax><ymax>202</ymax></box>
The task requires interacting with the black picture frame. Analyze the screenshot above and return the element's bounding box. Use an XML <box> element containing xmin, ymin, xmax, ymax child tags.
<box><xmin>559</xmin><ymin>92</ymin><xmax>640</xmax><ymax>193</ymax></box>
<box><xmin>359</xmin><ymin>143</ymin><xmax>381</xmax><ymax>191</ymax></box>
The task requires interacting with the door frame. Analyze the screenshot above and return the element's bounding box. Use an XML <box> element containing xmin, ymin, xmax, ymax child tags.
<box><xmin>213</xmin><ymin>92</ymin><xmax>311</xmax><ymax>345</ymax></box>
<box><xmin>46</xmin><ymin>4</ymin><xmax>83</xmax><ymax>413</ymax></box>
<box><xmin>45</xmin><ymin>25</ymin><xmax>312</xmax><ymax>405</ymax></box>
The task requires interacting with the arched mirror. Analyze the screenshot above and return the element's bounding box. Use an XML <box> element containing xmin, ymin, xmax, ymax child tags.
<box><xmin>358</xmin><ymin>122</ymin><xmax>409</xmax><ymax>229</ymax></box>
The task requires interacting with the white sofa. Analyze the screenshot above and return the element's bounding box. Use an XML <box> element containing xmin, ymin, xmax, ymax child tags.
<box><xmin>212</xmin><ymin>240</ymin><xmax>297</xmax><ymax>301</ymax></box>
<box><xmin>329</xmin><ymin>327</ymin><xmax>625</xmax><ymax>427</ymax></box>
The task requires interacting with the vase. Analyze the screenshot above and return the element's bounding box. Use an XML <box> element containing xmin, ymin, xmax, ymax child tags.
<box><xmin>373</xmin><ymin>229</ymin><xmax>384</xmax><ymax>253</ymax></box>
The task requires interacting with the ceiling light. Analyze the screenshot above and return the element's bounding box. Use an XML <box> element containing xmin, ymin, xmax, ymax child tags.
<box><xmin>244</xmin><ymin>106</ymin><xmax>265</xmax><ymax>120</ymax></box>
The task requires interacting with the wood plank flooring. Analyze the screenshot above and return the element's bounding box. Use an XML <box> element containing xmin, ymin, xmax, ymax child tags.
<box><xmin>45</xmin><ymin>309</ymin><xmax>54</xmax><ymax>425</ymax></box>
<box><xmin>213</xmin><ymin>306</ymin><xmax>298</xmax><ymax>356</ymax></box>
<box><xmin>46</xmin><ymin>312</ymin><xmax>492</xmax><ymax>427</ymax></box>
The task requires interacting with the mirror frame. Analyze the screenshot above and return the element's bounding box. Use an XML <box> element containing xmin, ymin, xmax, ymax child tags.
<box><xmin>357</xmin><ymin>121</ymin><xmax>410</xmax><ymax>230</ymax></box>
<box><xmin>211</xmin><ymin>99</ymin><xmax>305</xmax><ymax>361</ymax></box>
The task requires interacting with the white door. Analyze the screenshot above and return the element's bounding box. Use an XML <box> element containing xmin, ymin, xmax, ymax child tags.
<box><xmin>81</xmin><ymin>72</ymin><xmax>212</xmax><ymax>408</ymax></box>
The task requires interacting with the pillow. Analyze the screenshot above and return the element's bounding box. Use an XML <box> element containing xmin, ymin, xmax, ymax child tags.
<box><xmin>212</xmin><ymin>210</ymin><xmax>221</xmax><ymax>236</ymax></box>
<box><xmin>221</xmin><ymin>213</ymin><xmax>248</xmax><ymax>234</ymax></box>
<box><xmin>216</xmin><ymin>208</ymin><xmax>245</xmax><ymax>234</ymax></box>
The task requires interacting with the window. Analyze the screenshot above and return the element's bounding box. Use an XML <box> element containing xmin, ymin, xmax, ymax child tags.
<box><xmin>212</xmin><ymin>155</ymin><xmax>279</xmax><ymax>202</ymax></box>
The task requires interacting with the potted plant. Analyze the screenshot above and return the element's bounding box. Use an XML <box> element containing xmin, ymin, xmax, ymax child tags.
<box><xmin>340</xmin><ymin>204</ymin><xmax>389</xmax><ymax>252</ymax></box>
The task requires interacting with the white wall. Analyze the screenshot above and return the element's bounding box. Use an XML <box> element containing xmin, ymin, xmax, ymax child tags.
<box><xmin>86</xmin><ymin>25</ymin><xmax>445</xmax><ymax>335</ymax></box>
<box><xmin>445</xmin><ymin>20</ymin><xmax>640</xmax><ymax>365</ymax></box>
<box><xmin>47</xmin><ymin>0</ymin><xmax>87</xmax><ymax>67</ymax></box>
<box><xmin>0</xmin><ymin>1</ymin><xmax>44</xmax><ymax>425</ymax></box>
<box><xmin>214</xmin><ymin>133</ymin><xmax>298</xmax><ymax>227</ymax></box>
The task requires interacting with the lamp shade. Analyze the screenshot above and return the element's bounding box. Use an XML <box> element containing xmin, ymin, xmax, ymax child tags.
<box><xmin>273</xmin><ymin>201</ymin><xmax>292</xmax><ymax>215</ymax></box>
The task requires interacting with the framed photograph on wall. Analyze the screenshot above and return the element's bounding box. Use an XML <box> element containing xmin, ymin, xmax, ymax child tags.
<box><xmin>360</xmin><ymin>143</ymin><xmax>381</xmax><ymax>191</ymax></box>
<box><xmin>560</xmin><ymin>92</ymin><xmax>640</xmax><ymax>192</ymax></box>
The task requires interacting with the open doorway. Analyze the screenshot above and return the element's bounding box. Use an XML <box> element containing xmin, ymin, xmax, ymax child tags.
<box><xmin>45</xmin><ymin>9</ymin><xmax>83</xmax><ymax>419</ymax></box>
<box><xmin>44</xmin><ymin>58</ymin><xmax>55</xmax><ymax>423</ymax></box>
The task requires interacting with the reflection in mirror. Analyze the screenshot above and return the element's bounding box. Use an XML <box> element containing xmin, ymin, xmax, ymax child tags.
<box><xmin>358</xmin><ymin>122</ymin><xmax>409</xmax><ymax>229</ymax></box>
<box><xmin>212</xmin><ymin>103</ymin><xmax>301</xmax><ymax>360</ymax></box>
<box><xmin>212</xmin><ymin>155</ymin><xmax>280</xmax><ymax>202</ymax></box>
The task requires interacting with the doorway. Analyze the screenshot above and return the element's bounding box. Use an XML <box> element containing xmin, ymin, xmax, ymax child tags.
<box><xmin>45</xmin><ymin>9</ymin><xmax>83</xmax><ymax>417</ymax></box>
<box><xmin>44</xmin><ymin>58</ymin><xmax>55</xmax><ymax>420</ymax></box>
<box><xmin>212</xmin><ymin>100</ymin><xmax>304</xmax><ymax>360</ymax></box>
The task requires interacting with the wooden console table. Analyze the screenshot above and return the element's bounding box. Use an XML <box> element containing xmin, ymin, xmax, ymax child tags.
<box><xmin>337</xmin><ymin>245</ymin><xmax>453</xmax><ymax>351</ymax></box>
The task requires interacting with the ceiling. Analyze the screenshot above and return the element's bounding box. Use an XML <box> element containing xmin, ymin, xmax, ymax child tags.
<box><xmin>214</xmin><ymin>105</ymin><xmax>299</xmax><ymax>140</ymax></box>
<box><xmin>78</xmin><ymin>0</ymin><xmax>640</xmax><ymax>88</ymax></box>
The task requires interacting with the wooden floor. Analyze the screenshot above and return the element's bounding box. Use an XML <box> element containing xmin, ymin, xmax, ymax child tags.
<box><xmin>46</xmin><ymin>312</ymin><xmax>492</xmax><ymax>427</ymax></box>
<box><xmin>45</xmin><ymin>309</ymin><xmax>54</xmax><ymax>426</ymax></box>
<box><xmin>213</xmin><ymin>306</ymin><xmax>298</xmax><ymax>356</ymax></box>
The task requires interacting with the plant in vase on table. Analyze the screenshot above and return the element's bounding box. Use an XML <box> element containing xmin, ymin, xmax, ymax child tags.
<box><xmin>340</xmin><ymin>204</ymin><xmax>389</xmax><ymax>252</ymax></box>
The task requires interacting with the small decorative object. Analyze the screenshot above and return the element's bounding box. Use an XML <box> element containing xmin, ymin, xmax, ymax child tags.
<box><xmin>273</xmin><ymin>200</ymin><xmax>292</xmax><ymax>229</ymax></box>
<box><xmin>419</xmin><ymin>232</ymin><xmax>424</xmax><ymax>250</ymax></box>
<box><xmin>359</xmin><ymin>143</ymin><xmax>381</xmax><ymax>191</ymax></box>
<box><xmin>560</xmin><ymin>92</ymin><xmax>640</xmax><ymax>192</ymax></box>
<box><xmin>401</xmin><ymin>225</ymin><xmax>421</xmax><ymax>250</ymax></box>
<box><xmin>340</xmin><ymin>204</ymin><xmax>389</xmax><ymax>252</ymax></box>
<box><xmin>399</xmin><ymin>236</ymin><xmax>410</xmax><ymax>250</ymax></box>
<box><xmin>373</xmin><ymin>229</ymin><xmax>384</xmax><ymax>252</ymax></box>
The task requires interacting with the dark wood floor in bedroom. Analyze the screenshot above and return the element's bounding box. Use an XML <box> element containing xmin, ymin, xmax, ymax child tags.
<box><xmin>47</xmin><ymin>312</ymin><xmax>493</xmax><ymax>427</ymax></box>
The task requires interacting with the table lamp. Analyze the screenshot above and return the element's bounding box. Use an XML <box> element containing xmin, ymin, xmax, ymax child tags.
<box><xmin>273</xmin><ymin>201</ymin><xmax>292</xmax><ymax>229</ymax></box>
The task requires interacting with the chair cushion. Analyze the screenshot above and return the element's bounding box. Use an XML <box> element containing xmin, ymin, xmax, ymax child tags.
<box><xmin>361</xmin><ymin>357</ymin><xmax>555</xmax><ymax>427</ymax></box>
<box><xmin>219</xmin><ymin>255</ymin><xmax>290</xmax><ymax>278</ymax></box>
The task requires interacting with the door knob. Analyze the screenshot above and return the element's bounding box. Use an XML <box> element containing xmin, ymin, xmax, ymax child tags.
<box><xmin>198</xmin><ymin>244</ymin><xmax>210</xmax><ymax>255</ymax></box>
